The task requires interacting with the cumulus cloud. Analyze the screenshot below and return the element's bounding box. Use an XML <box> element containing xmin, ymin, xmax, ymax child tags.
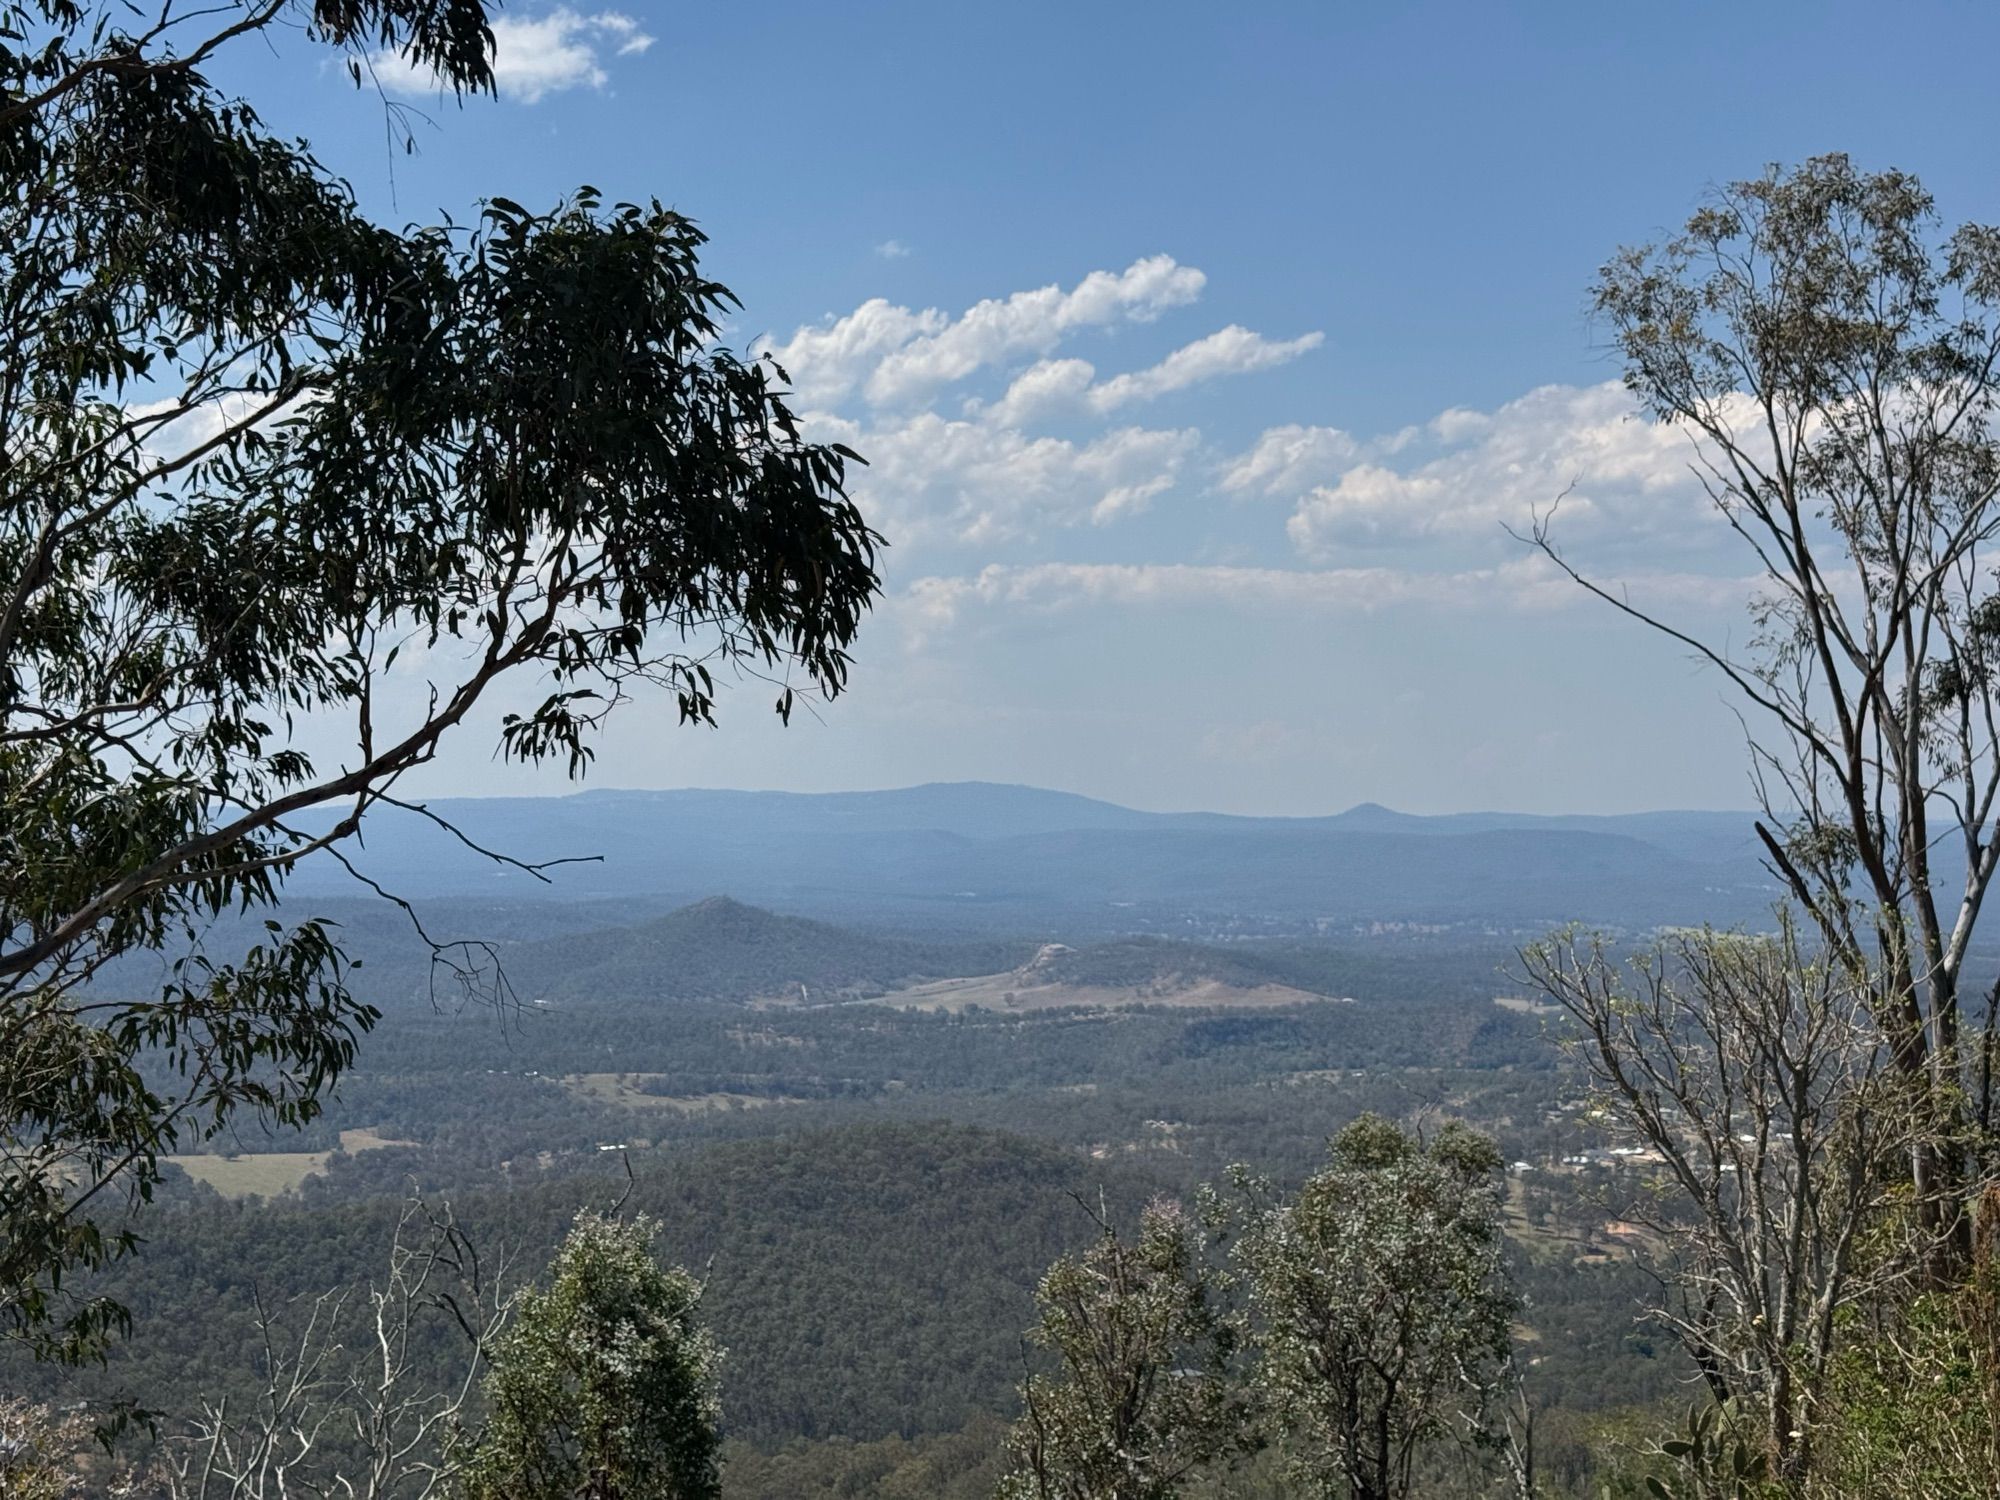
<box><xmin>811</xmin><ymin>410</ymin><xmax>1200</xmax><ymax>542</ymax></box>
<box><xmin>1089</xmin><ymin>326</ymin><xmax>1323</xmax><ymax>410</ymax></box>
<box><xmin>977</xmin><ymin>327</ymin><xmax>1322</xmax><ymax>426</ymax></box>
<box><xmin>763</xmin><ymin>255</ymin><xmax>1207</xmax><ymax>409</ymax></box>
<box><xmin>764</xmin><ymin>300</ymin><xmax>948</xmax><ymax>409</ymax></box>
<box><xmin>126</xmin><ymin>389</ymin><xmax>308</xmax><ymax>466</ymax></box>
<box><xmin>372</xmin><ymin>8</ymin><xmax>655</xmax><ymax>104</ymax></box>
<box><xmin>759</xmin><ymin>257</ymin><xmax>1326</xmax><ymax>543</ymax></box>
<box><xmin>751</xmin><ymin>273</ymin><xmax>1766</xmax><ymax>705</ymax></box>
<box><xmin>875</xmin><ymin>239</ymin><xmax>913</xmax><ymax>259</ymax></box>
<box><xmin>982</xmin><ymin>358</ymin><xmax>1100</xmax><ymax>430</ymax></box>
<box><xmin>1219</xmin><ymin>423</ymin><xmax>1360</xmax><ymax>498</ymax></box>
<box><xmin>1278</xmin><ymin>382</ymin><xmax>1711</xmax><ymax>558</ymax></box>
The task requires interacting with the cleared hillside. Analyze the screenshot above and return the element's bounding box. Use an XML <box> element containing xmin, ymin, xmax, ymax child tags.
<box><xmin>874</xmin><ymin>937</ymin><xmax>1341</xmax><ymax>1013</ymax></box>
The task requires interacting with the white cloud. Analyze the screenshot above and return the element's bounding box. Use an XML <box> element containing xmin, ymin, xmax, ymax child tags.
<box><xmin>761</xmin><ymin>260</ymin><xmax>1329</xmax><ymax>546</ymax></box>
<box><xmin>763</xmin><ymin>256</ymin><xmax>1206</xmax><ymax>411</ymax></box>
<box><xmin>875</xmin><ymin>239</ymin><xmax>913</xmax><ymax>260</ymax></box>
<box><xmin>765</xmin><ymin>301</ymin><xmax>946</xmax><ymax>409</ymax></box>
<box><xmin>812</xmin><ymin>410</ymin><xmax>1199</xmax><ymax>543</ymax></box>
<box><xmin>870</xmin><ymin>257</ymin><xmax>1207</xmax><ymax>408</ymax></box>
<box><xmin>1429</xmin><ymin>406</ymin><xmax>1491</xmax><ymax>444</ymax></box>
<box><xmin>372</xmin><ymin>8</ymin><xmax>656</xmax><ymax>104</ymax></box>
<box><xmin>977</xmin><ymin>326</ymin><xmax>1322</xmax><ymax>426</ymax></box>
<box><xmin>898</xmin><ymin>556</ymin><xmax>1756</xmax><ymax>639</ymax></box>
<box><xmin>127</xmin><ymin>389</ymin><xmax>307</xmax><ymax>465</ymax></box>
<box><xmin>1219</xmin><ymin>423</ymin><xmax>1360</xmax><ymax>498</ymax></box>
<box><xmin>1278</xmin><ymin>382</ymin><xmax>1710</xmax><ymax>558</ymax></box>
<box><xmin>1089</xmin><ymin>326</ymin><xmax>1323</xmax><ymax>410</ymax></box>
<box><xmin>982</xmin><ymin>358</ymin><xmax>1099</xmax><ymax>429</ymax></box>
<box><xmin>597</xmin><ymin>13</ymin><xmax>655</xmax><ymax>54</ymax></box>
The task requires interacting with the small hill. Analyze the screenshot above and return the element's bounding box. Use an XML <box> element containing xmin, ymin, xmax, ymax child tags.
<box><xmin>1020</xmin><ymin>936</ymin><xmax>1284</xmax><ymax>989</ymax></box>
<box><xmin>876</xmin><ymin>935</ymin><xmax>1336</xmax><ymax>1014</ymax></box>
<box><xmin>506</xmin><ymin>897</ymin><xmax>1024</xmax><ymax>1005</ymax></box>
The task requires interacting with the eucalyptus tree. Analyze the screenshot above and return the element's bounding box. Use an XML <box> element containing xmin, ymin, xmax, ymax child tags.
<box><xmin>1224</xmin><ymin>1116</ymin><xmax>1515</xmax><ymax>1500</ymax></box>
<box><xmin>997</xmin><ymin>1198</ymin><xmax>1250</xmax><ymax>1500</ymax></box>
<box><xmin>1532</xmin><ymin>154</ymin><xmax>2000</xmax><ymax>1262</ymax></box>
<box><xmin>0</xmin><ymin>0</ymin><xmax>879</xmax><ymax>1363</ymax></box>
<box><xmin>455</xmin><ymin>1213</ymin><xmax>722</xmax><ymax>1500</ymax></box>
<box><xmin>1</xmin><ymin>1395</ymin><xmax>144</xmax><ymax>1498</ymax></box>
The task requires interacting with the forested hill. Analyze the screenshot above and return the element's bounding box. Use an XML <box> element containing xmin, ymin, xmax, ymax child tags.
<box><xmin>28</xmin><ymin>1124</ymin><xmax>1167</xmax><ymax>1447</ymax></box>
<box><xmin>497</xmin><ymin>906</ymin><xmax>1356</xmax><ymax>1008</ymax></box>
<box><xmin>284</xmin><ymin>782</ymin><xmax>1775</xmax><ymax>933</ymax></box>
<box><xmin>506</xmin><ymin>897</ymin><xmax>1029</xmax><ymax>1004</ymax></box>
<box><xmin>89</xmin><ymin>897</ymin><xmax>1443</xmax><ymax>1011</ymax></box>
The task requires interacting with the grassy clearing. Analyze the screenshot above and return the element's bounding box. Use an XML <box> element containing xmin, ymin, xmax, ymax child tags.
<box><xmin>1492</xmin><ymin>995</ymin><xmax>1559</xmax><ymax>1016</ymax></box>
<box><xmin>1500</xmin><ymin>1176</ymin><xmax>1665</xmax><ymax>1268</ymax></box>
<box><xmin>170</xmin><ymin>1127</ymin><xmax>416</xmax><ymax>1200</ymax></box>
<box><xmin>564</xmin><ymin>1073</ymin><xmax>795</xmax><ymax>1114</ymax></box>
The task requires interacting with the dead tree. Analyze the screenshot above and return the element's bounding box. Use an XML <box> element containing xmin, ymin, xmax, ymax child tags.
<box><xmin>1523</xmin><ymin>922</ymin><xmax>1918</xmax><ymax>1483</ymax></box>
<box><xmin>1533</xmin><ymin>156</ymin><xmax>2000</xmax><ymax>1269</ymax></box>
<box><xmin>161</xmin><ymin>1196</ymin><xmax>517</xmax><ymax>1500</ymax></box>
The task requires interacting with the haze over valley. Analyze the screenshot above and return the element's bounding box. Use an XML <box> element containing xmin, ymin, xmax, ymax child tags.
<box><xmin>293</xmin><ymin>781</ymin><xmax>1780</xmax><ymax>936</ymax></box>
<box><xmin>12</xmin><ymin>5</ymin><xmax>2000</xmax><ymax>1498</ymax></box>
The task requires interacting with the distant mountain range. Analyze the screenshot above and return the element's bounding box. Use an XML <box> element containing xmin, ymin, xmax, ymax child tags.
<box><xmin>292</xmin><ymin>782</ymin><xmax>1782</xmax><ymax>934</ymax></box>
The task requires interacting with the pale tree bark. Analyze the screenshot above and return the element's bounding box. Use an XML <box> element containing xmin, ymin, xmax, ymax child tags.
<box><xmin>1523</xmin><ymin>922</ymin><xmax>1920</xmax><ymax>1485</ymax></box>
<box><xmin>159</xmin><ymin>1195</ymin><xmax>518</xmax><ymax>1500</ymax></box>
<box><xmin>1533</xmin><ymin>155</ymin><xmax>2000</xmax><ymax>1274</ymax></box>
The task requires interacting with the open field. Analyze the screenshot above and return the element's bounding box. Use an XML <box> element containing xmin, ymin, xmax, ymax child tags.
<box><xmin>565</xmin><ymin>1073</ymin><xmax>799</xmax><ymax>1113</ymax></box>
<box><xmin>1493</xmin><ymin>995</ymin><xmax>1559</xmax><ymax>1017</ymax></box>
<box><xmin>170</xmin><ymin>1128</ymin><xmax>415</xmax><ymax>1200</ymax></box>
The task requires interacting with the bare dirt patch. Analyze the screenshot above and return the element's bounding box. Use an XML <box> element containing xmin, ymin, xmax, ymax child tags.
<box><xmin>869</xmin><ymin>974</ymin><xmax>1330</xmax><ymax>1014</ymax></box>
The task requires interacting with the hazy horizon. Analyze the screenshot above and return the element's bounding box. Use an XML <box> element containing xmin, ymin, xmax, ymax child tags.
<box><xmin>456</xmin><ymin>778</ymin><xmax>1764</xmax><ymax>822</ymax></box>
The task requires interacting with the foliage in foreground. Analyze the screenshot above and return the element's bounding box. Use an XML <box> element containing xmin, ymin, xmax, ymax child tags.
<box><xmin>0</xmin><ymin>0</ymin><xmax>879</xmax><ymax>1365</ymax></box>
<box><xmin>456</xmin><ymin>1212</ymin><xmax>722</xmax><ymax>1500</ymax></box>
<box><xmin>1555</xmin><ymin>150</ymin><xmax>2000</xmax><ymax>1284</ymax></box>
<box><xmin>998</xmin><ymin>1197</ymin><xmax>1250</xmax><ymax>1500</ymax></box>
<box><xmin>997</xmin><ymin>1115</ymin><xmax>1519</xmax><ymax>1500</ymax></box>
<box><xmin>1225</xmin><ymin>1116</ymin><xmax>1518</xmax><ymax>1500</ymax></box>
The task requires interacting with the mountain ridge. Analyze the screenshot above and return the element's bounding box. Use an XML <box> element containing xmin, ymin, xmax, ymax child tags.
<box><xmin>512</xmin><ymin>779</ymin><xmax>1758</xmax><ymax>833</ymax></box>
<box><xmin>285</xmin><ymin>781</ymin><xmax>1778</xmax><ymax>931</ymax></box>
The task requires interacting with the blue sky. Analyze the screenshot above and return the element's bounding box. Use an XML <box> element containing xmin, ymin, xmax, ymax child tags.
<box><xmin>220</xmin><ymin>2</ymin><xmax>2000</xmax><ymax>814</ymax></box>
